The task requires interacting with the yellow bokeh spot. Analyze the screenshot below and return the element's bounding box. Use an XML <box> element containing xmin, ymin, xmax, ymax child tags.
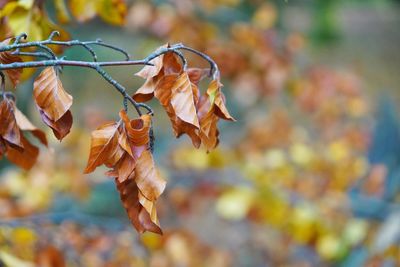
<box><xmin>290</xmin><ymin>143</ymin><xmax>314</xmax><ymax>166</ymax></box>
<box><xmin>263</xmin><ymin>149</ymin><xmax>286</xmax><ymax>169</ymax></box>
<box><xmin>328</xmin><ymin>141</ymin><xmax>349</xmax><ymax>162</ymax></box>
<box><xmin>216</xmin><ymin>187</ymin><xmax>254</xmax><ymax>220</ymax></box>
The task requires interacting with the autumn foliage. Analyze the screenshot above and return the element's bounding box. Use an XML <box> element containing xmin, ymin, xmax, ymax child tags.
<box><xmin>0</xmin><ymin>34</ymin><xmax>233</xmax><ymax>234</ymax></box>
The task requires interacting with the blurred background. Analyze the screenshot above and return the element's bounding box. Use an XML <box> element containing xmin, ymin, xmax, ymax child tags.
<box><xmin>0</xmin><ymin>0</ymin><xmax>400</xmax><ymax>266</ymax></box>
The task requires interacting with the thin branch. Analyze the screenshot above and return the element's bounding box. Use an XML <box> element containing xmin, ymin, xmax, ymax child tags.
<box><xmin>0</xmin><ymin>31</ymin><xmax>221</xmax><ymax>117</ymax></box>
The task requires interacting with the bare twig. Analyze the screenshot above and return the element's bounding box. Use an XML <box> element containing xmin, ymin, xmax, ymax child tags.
<box><xmin>0</xmin><ymin>31</ymin><xmax>220</xmax><ymax>116</ymax></box>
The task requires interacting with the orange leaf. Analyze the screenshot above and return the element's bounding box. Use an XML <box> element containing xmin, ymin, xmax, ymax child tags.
<box><xmin>115</xmin><ymin>177</ymin><xmax>162</xmax><ymax>234</ymax></box>
<box><xmin>119</xmin><ymin>110</ymin><xmax>152</xmax><ymax>147</ymax></box>
<box><xmin>84</xmin><ymin>121</ymin><xmax>120</xmax><ymax>173</ymax></box>
<box><xmin>162</xmin><ymin>51</ymin><xmax>183</xmax><ymax>75</ymax></box>
<box><xmin>40</xmin><ymin>109</ymin><xmax>73</xmax><ymax>140</ymax></box>
<box><xmin>132</xmin><ymin>77</ymin><xmax>157</xmax><ymax>102</ymax></box>
<box><xmin>0</xmin><ymin>38</ymin><xmax>22</xmax><ymax>87</ymax></box>
<box><xmin>14</xmin><ymin>106</ymin><xmax>47</xmax><ymax>146</ymax></box>
<box><xmin>187</xmin><ymin>68</ymin><xmax>209</xmax><ymax>85</ymax></box>
<box><xmin>114</xmin><ymin>153</ymin><xmax>135</xmax><ymax>183</ymax></box>
<box><xmin>0</xmin><ymin>99</ymin><xmax>22</xmax><ymax>148</ymax></box>
<box><xmin>6</xmin><ymin>135</ymin><xmax>39</xmax><ymax>170</ymax></box>
<box><xmin>33</xmin><ymin>67</ymin><xmax>73</xmax><ymax>122</ymax></box>
<box><xmin>207</xmin><ymin>80</ymin><xmax>235</xmax><ymax>121</ymax></box>
<box><xmin>170</xmin><ymin>72</ymin><xmax>200</xmax><ymax>128</ymax></box>
<box><xmin>135</xmin><ymin>149</ymin><xmax>166</xmax><ymax>201</ymax></box>
<box><xmin>135</xmin><ymin>47</ymin><xmax>165</xmax><ymax>79</ymax></box>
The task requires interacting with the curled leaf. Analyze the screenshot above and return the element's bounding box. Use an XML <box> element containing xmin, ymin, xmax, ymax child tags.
<box><xmin>40</xmin><ymin>109</ymin><xmax>73</xmax><ymax>141</ymax></box>
<box><xmin>207</xmin><ymin>80</ymin><xmax>235</xmax><ymax>121</ymax></box>
<box><xmin>135</xmin><ymin>149</ymin><xmax>166</xmax><ymax>201</ymax></box>
<box><xmin>84</xmin><ymin>121</ymin><xmax>120</xmax><ymax>173</ymax></box>
<box><xmin>33</xmin><ymin>67</ymin><xmax>73</xmax><ymax>122</ymax></box>
<box><xmin>170</xmin><ymin>72</ymin><xmax>200</xmax><ymax>128</ymax></box>
<box><xmin>115</xmin><ymin>177</ymin><xmax>162</xmax><ymax>234</ymax></box>
<box><xmin>119</xmin><ymin>110</ymin><xmax>151</xmax><ymax>147</ymax></box>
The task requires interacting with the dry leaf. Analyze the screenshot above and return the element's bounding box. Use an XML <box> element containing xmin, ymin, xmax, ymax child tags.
<box><xmin>6</xmin><ymin>134</ymin><xmax>39</xmax><ymax>170</ymax></box>
<box><xmin>84</xmin><ymin>121</ymin><xmax>120</xmax><ymax>173</ymax></box>
<box><xmin>14</xmin><ymin>106</ymin><xmax>47</xmax><ymax>146</ymax></box>
<box><xmin>115</xmin><ymin>177</ymin><xmax>162</xmax><ymax>234</ymax></box>
<box><xmin>33</xmin><ymin>67</ymin><xmax>73</xmax><ymax>122</ymax></box>
<box><xmin>39</xmin><ymin>109</ymin><xmax>73</xmax><ymax>141</ymax></box>
<box><xmin>170</xmin><ymin>72</ymin><xmax>200</xmax><ymax>128</ymax></box>
<box><xmin>135</xmin><ymin>149</ymin><xmax>166</xmax><ymax>201</ymax></box>
<box><xmin>0</xmin><ymin>99</ymin><xmax>22</xmax><ymax>148</ymax></box>
<box><xmin>0</xmin><ymin>38</ymin><xmax>22</xmax><ymax>87</ymax></box>
<box><xmin>207</xmin><ymin>80</ymin><xmax>235</xmax><ymax>121</ymax></box>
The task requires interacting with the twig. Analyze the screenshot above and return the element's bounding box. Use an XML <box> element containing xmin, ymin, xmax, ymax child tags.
<box><xmin>0</xmin><ymin>31</ymin><xmax>221</xmax><ymax>116</ymax></box>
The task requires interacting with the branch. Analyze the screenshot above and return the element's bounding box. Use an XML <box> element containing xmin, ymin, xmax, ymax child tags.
<box><xmin>0</xmin><ymin>31</ymin><xmax>221</xmax><ymax>116</ymax></box>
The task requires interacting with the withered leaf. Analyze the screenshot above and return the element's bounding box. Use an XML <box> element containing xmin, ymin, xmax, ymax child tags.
<box><xmin>135</xmin><ymin>149</ymin><xmax>166</xmax><ymax>202</ymax></box>
<box><xmin>170</xmin><ymin>72</ymin><xmax>200</xmax><ymax>128</ymax></box>
<box><xmin>135</xmin><ymin>47</ymin><xmax>165</xmax><ymax>79</ymax></box>
<box><xmin>84</xmin><ymin>121</ymin><xmax>120</xmax><ymax>173</ymax></box>
<box><xmin>0</xmin><ymin>38</ymin><xmax>23</xmax><ymax>87</ymax></box>
<box><xmin>120</xmin><ymin>110</ymin><xmax>151</xmax><ymax>147</ymax></box>
<box><xmin>207</xmin><ymin>79</ymin><xmax>235</xmax><ymax>121</ymax></box>
<box><xmin>34</xmin><ymin>67</ymin><xmax>73</xmax><ymax>122</ymax></box>
<box><xmin>40</xmin><ymin>109</ymin><xmax>73</xmax><ymax>141</ymax></box>
<box><xmin>187</xmin><ymin>68</ymin><xmax>209</xmax><ymax>85</ymax></box>
<box><xmin>0</xmin><ymin>99</ymin><xmax>22</xmax><ymax>148</ymax></box>
<box><xmin>115</xmin><ymin>177</ymin><xmax>162</xmax><ymax>234</ymax></box>
<box><xmin>6</xmin><ymin>134</ymin><xmax>39</xmax><ymax>170</ymax></box>
<box><xmin>114</xmin><ymin>153</ymin><xmax>135</xmax><ymax>183</ymax></box>
<box><xmin>14</xmin><ymin>106</ymin><xmax>47</xmax><ymax>146</ymax></box>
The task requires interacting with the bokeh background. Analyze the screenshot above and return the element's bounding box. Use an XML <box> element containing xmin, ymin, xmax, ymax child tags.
<box><xmin>0</xmin><ymin>0</ymin><xmax>400</xmax><ymax>266</ymax></box>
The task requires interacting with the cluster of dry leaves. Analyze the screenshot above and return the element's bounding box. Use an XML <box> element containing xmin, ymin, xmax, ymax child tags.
<box><xmin>0</xmin><ymin>36</ymin><xmax>234</xmax><ymax>234</ymax></box>
<box><xmin>82</xmin><ymin>45</ymin><xmax>234</xmax><ymax>234</ymax></box>
<box><xmin>0</xmin><ymin>37</ymin><xmax>73</xmax><ymax>170</ymax></box>
<box><xmin>133</xmin><ymin>45</ymin><xmax>234</xmax><ymax>151</ymax></box>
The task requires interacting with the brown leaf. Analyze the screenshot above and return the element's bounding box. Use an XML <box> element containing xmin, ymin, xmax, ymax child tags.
<box><xmin>14</xmin><ymin>106</ymin><xmax>47</xmax><ymax>146</ymax></box>
<box><xmin>196</xmin><ymin>95</ymin><xmax>219</xmax><ymax>150</ymax></box>
<box><xmin>170</xmin><ymin>72</ymin><xmax>200</xmax><ymax>128</ymax></box>
<box><xmin>162</xmin><ymin>51</ymin><xmax>183</xmax><ymax>75</ymax></box>
<box><xmin>115</xmin><ymin>177</ymin><xmax>162</xmax><ymax>234</ymax></box>
<box><xmin>40</xmin><ymin>109</ymin><xmax>73</xmax><ymax>141</ymax></box>
<box><xmin>0</xmin><ymin>99</ymin><xmax>22</xmax><ymax>148</ymax></box>
<box><xmin>207</xmin><ymin>80</ymin><xmax>235</xmax><ymax>121</ymax></box>
<box><xmin>119</xmin><ymin>110</ymin><xmax>152</xmax><ymax>147</ymax></box>
<box><xmin>135</xmin><ymin>48</ymin><xmax>165</xmax><ymax>80</ymax></box>
<box><xmin>131</xmin><ymin>77</ymin><xmax>157</xmax><ymax>102</ymax></box>
<box><xmin>187</xmin><ymin>68</ymin><xmax>209</xmax><ymax>85</ymax></box>
<box><xmin>0</xmin><ymin>38</ymin><xmax>22</xmax><ymax>87</ymax></box>
<box><xmin>118</xmin><ymin>126</ymin><xmax>133</xmax><ymax>157</ymax></box>
<box><xmin>135</xmin><ymin>149</ymin><xmax>166</xmax><ymax>201</ymax></box>
<box><xmin>33</xmin><ymin>67</ymin><xmax>73</xmax><ymax>122</ymax></box>
<box><xmin>84</xmin><ymin>121</ymin><xmax>120</xmax><ymax>174</ymax></box>
<box><xmin>6</xmin><ymin>135</ymin><xmax>39</xmax><ymax>170</ymax></box>
<box><xmin>133</xmin><ymin>49</ymin><xmax>182</xmax><ymax>103</ymax></box>
<box><xmin>114</xmin><ymin>153</ymin><xmax>135</xmax><ymax>183</ymax></box>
